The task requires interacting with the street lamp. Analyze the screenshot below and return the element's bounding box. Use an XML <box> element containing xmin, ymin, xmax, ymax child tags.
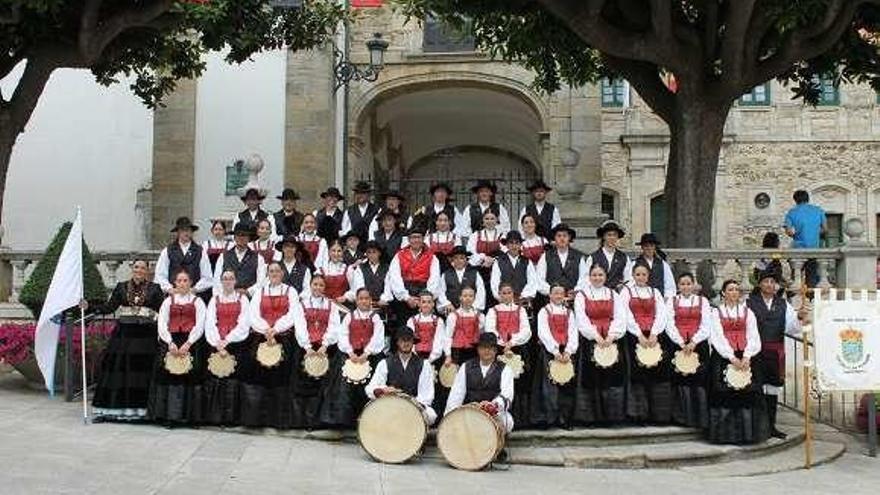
<box><xmin>334</xmin><ymin>32</ymin><xmax>389</xmax><ymax>91</ymax></box>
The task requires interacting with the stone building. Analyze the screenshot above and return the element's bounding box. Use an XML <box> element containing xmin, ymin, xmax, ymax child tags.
<box><xmin>4</xmin><ymin>5</ymin><xmax>880</xmax><ymax>251</ymax></box>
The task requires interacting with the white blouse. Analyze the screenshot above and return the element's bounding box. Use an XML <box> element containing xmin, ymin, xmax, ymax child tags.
<box><xmin>318</xmin><ymin>260</ymin><xmax>356</xmax><ymax>302</ymax></box>
<box><xmin>485</xmin><ymin>303</ymin><xmax>532</xmax><ymax>346</ymax></box>
<box><xmin>620</xmin><ymin>285</ymin><xmax>668</xmax><ymax>337</ymax></box>
<box><xmin>204</xmin><ymin>292</ymin><xmax>250</xmax><ymax>346</ymax></box>
<box><xmin>337</xmin><ymin>309</ymin><xmax>385</xmax><ymax>356</ymax></box>
<box><xmin>467</xmin><ymin>229</ymin><xmax>503</xmax><ymax>266</ymax></box>
<box><xmin>711</xmin><ymin>303</ymin><xmax>762</xmax><ymax>360</ymax></box>
<box><xmin>297</xmin><ymin>232</ymin><xmax>329</xmax><ymax>269</ymax></box>
<box><xmin>248</xmin><ymin>283</ymin><xmax>303</xmax><ymax>335</ymax></box>
<box><xmin>665</xmin><ymin>294</ymin><xmax>713</xmax><ymax>346</ymax></box>
<box><xmin>574</xmin><ymin>286</ymin><xmax>627</xmax><ymax>340</ymax></box>
<box><xmin>537</xmin><ymin>303</ymin><xmax>579</xmax><ymax>355</ymax></box>
<box><xmin>405</xmin><ymin>313</ymin><xmax>447</xmax><ymax>363</ymax></box>
<box><xmin>157</xmin><ymin>293</ymin><xmax>206</xmax><ymax>345</ymax></box>
<box><xmin>294</xmin><ymin>296</ymin><xmax>341</xmax><ymax>349</ymax></box>
<box><xmin>444</xmin><ymin>308</ymin><xmax>486</xmax><ymax>356</ymax></box>
<box><xmin>489</xmin><ymin>253</ymin><xmax>538</xmax><ymax>301</ymax></box>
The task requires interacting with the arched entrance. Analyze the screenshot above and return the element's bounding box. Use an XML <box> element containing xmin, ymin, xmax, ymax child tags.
<box><xmin>352</xmin><ymin>81</ymin><xmax>546</xmax><ymax>215</ymax></box>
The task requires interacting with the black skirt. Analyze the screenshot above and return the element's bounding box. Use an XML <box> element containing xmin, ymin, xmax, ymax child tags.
<box><xmin>706</xmin><ymin>351</ymin><xmax>770</xmax><ymax>445</ymax></box>
<box><xmin>508</xmin><ymin>340</ymin><xmax>536</xmax><ymax>430</ymax></box>
<box><xmin>202</xmin><ymin>339</ymin><xmax>248</xmax><ymax>426</ymax></box>
<box><xmin>670</xmin><ymin>341</ymin><xmax>710</xmax><ymax>429</ymax></box>
<box><xmin>626</xmin><ymin>333</ymin><xmax>674</xmax><ymax>424</ymax></box>
<box><xmin>530</xmin><ymin>348</ymin><xmax>576</xmax><ymax>429</ymax></box>
<box><xmin>92</xmin><ymin>320</ymin><xmax>158</xmax><ymax>421</ymax></box>
<box><xmin>318</xmin><ymin>351</ymin><xmax>382</xmax><ymax>429</ymax></box>
<box><xmin>147</xmin><ymin>333</ymin><xmax>206</xmax><ymax>424</ymax></box>
<box><xmin>290</xmin><ymin>343</ymin><xmax>338</xmax><ymax>429</ymax></box>
<box><xmin>573</xmin><ymin>336</ymin><xmax>629</xmax><ymax>425</ymax></box>
<box><xmin>239</xmin><ymin>332</ymin><xmax>297</xmax><ymax>429</ymax></box>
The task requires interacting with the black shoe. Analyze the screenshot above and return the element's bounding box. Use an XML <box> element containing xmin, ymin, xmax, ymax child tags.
<box><xmin>770</xmin><ymin>428</ymin><xmax>788</xmax><ymax>439</ymax></box>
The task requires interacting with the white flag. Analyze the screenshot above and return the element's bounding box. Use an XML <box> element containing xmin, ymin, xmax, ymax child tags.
<box><xmin>35</xmin><ymin>209</ymin><xmax>83</xmax><ymax>394</ymax></box>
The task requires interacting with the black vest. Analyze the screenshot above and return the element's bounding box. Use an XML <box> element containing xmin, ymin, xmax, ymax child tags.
<box><xmin>273</xmin><ymin>210</ymin><xmax>305</xmax><ymax>238</ymax></box>
<box><xmin>343</xmin><ymin>248</ymin><xmax>364</xmax><ymax>266</ymax></box>
<box><xmin>373</xmin><ymin>229</ymin><xmax>403</xmax><ymax>262</ymax></box>
<box><xmin>426</xmin><ymin>203</ymin><xmax>458</xmax><ymax>233</ymax></box>
<box><xmin>524</xmin><ymin>202</ymin><xmax>556</xmax><ymax>239</ymax></box>
<box><xmin>636</xmin><ymin>255</ymin><xmax>666</xmax><ymax>294</ymax></box>
<box><xmin>545</xmin><ymin>247</ymin><xmax>584</xmax><ymax>291</ymax></box>
<box><xmin>346</xmin><ymin>203</ymin><xmax>379</xmax><ymax>240</ymax></box>
<box><xmin>590</xmin><ymin>248</ymin><xmax>629</xmax><ymax>289</ymax></box>
<box><xmin>222</xmin><ymin>248</ymin><xmax>259</xmax><ymax>289</ymax></box>
<box><xmin>237</xmin><ymin>209</ymin><xmax>269</xmax><ymax>231</ymax></box>
<box><xmin>359</xmin><ymin>263</ymin><xmax>389</xmax><ymax>300</ymax></box>
<box><xmin>747</xmin><ymin>293</ymin><xmax>787</xmax><ymax>343</ymax></box>
<box><xmin>386</xmin><ymin>354</ymin><xmax>425</xmax><ymax>397</ymax></box>
<box><xmin>443</xmin><ymin>267</ymin><xmax>480</xmax><ymax>307</ymax></box>
<box><xmin>463</xmin><ymin>359</ymin><xmax>505</xmax><ymax>404</ymax></box>
<box><xmin>469</xmin><ymin>202</ymin><xmax>501</xmax><ymax>233</ymax></box>
<box><xmin>280</xmin><ymin>261</ymin><xmax>309</xmax><ymax>293</ymax></box>
<box><xmin>495</xmin><ymin>254</ymin><xmax>529</xmax><ymax>296</ymax></box>
<box><xmin>166</xmin><ymin>242</ymin><xmax>203</xmax><ymax>285</ymax></box>
<box><xmin>315</xmin><ymin>208</ymin><xmax>344</xmax><ymax>238</ymax></box>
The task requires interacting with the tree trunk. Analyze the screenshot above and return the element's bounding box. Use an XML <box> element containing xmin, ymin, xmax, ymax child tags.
<box><xmin>664</xmin><ymin>100</ymin><xmax>731</xmax><ymax>248</ymax></box>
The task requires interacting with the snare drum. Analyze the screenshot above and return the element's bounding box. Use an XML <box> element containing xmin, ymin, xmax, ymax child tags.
<box><xmin>357</xmin><ymin>393</ymin><xmax>428</xmax><ymax>464</ymax></box>
<box><xmin>437</xmin><ymin>404</ymin><xmax>505</xmax><ymax>471</ymax></box>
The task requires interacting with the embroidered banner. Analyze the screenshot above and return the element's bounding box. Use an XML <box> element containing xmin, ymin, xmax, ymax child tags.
<box><xmin>813</xmin><ymin>290</ymin><xmax>880</xmax><ymax>391</ymax></box>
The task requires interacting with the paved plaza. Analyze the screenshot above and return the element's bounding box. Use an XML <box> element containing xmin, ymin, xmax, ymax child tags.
<box><xmin>0</xmin><ymin>372</ymin><xmax>877</xmax><ymax>495</ymax></box>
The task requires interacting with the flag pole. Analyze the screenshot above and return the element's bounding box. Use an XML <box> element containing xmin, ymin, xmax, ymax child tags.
<box><xmin>77</xmin><ymin>206</ymin><xmax>89</xmax><ymax>425</ymax></box>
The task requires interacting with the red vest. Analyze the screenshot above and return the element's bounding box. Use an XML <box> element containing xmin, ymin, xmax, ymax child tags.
<box><xmin>584</xmin><ymin>296</ymin><xmax>614</xmax><ymax>339</ymax></box>
<box><xmin>300</xmin><ymin>236</ymin><xmax>321</xmax><ymax>262</ymax></box>
<box><xmin>720</xmin><ymin>308</ymin><xmax>747</xmax><ymax>352</ymax></box>
<box><xmin>475</xmin><ymin>231</ymin><xmax>501</xmax><ymax>255</ymax></box>
<box><xmin>260</xmin><ymin>287</ymin><xmax>290</xmax><ymax>327</ymax></box>
<box><xmin>304</xmin><ymin>304</ymin><xmax>331</xmax><ymax>345</ymax></box>
<box><xmin>349</xmin><ymin>313</ymin><xmax>374</xmax><ymax>352</ymax></box>
<box><xmin>548</xmin><ymin>308</ymin><xmax>570</xmax><ymax>346</ymax></box>
<box><xmin>452</xmin><ymin>311</ymin><xmax>480</xmax><ymax>349</ymax></box>
<box><xmin>322</xmin><ymin>268</ymin><xmax>349</xmax><ymax>300</ymax></box>
<box><xmin>430</xmin><ymin>233</ymin><xmax>455</xmax><ymax>256</ymax></box>
<box><xmin>398</xmin><ymin>247</ymin><xmax>434</xmax><ymax>283</ymax></box>
<box><xmin>628</xmin><ymin>288</ymin><xmax>656</xmax><ymax>337</ymax></box>
<box><xmin>215</xmin><ymin>297</ymin><xmax>241</xmax><ymax>340</ymax></box>
<box><xmin>169</xmin><ymin>296</ymin><xmax>196</xmax><ymax>334</ymax></box>
<box><xmin>495</xmin><ymin>307</ymin><xmax>520</xmax><ymax>342</ymax></box>
<box><xmin>252</xmin><ymin>240</ymin><xmax>275</xmax><ymax>265</ymax></box>
<box><xmin>521</xmin><ymin>243</ymin><xmax>544</xmax><ymax>264</ymax></box>
<box><xmin>673</xmin><ymin>296</ymin><xmax>702</xmax><ymax>342</ymax></box>
<box><xmin>414</xmin><ymin>316</ymin><xmax>438</xmax><ymax>354</ymax></box>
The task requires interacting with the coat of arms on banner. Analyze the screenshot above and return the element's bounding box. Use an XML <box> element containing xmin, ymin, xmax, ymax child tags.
<box><xmin>837</xmin><ymin>328</ymin><xmax>870</xmax><ymax>370</ymax></box>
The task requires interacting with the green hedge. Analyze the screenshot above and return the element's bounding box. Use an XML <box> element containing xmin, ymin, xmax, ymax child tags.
<box><xmin>19</xmin><ymin>222</ymin><xmax>107</xmax><ymax>319</ymax></box>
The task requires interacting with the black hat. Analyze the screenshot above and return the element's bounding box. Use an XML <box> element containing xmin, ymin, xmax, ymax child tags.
<box><xmin>527</xmin><ymin>179</ymin><xmax>552</xmax><ymax>192</ymax></box>
<box><xmin>394</xmin><ymin>326</ymin><xmax>419</xmax><ymax>343</ymax></box>
<box><xmin>341</xmin><ymin>231</ymin><xmax>362</xmax><ymax>243</ymax></box>
<box><xmin>275</xmin><ymin>235</ymin><xmax>304</xmax><ymax>252</ymax></box>
<box><xmin>240</xmin><ymin>187</ymin><xmax>266</xmax><ymax>201</ymax></box>
<box><xmin>320</xmin><ymin>187</ymin><xmax>342</xmax><ymax>199</ymax></box>
<box><xmin>477</xmin><ymin>332</ymin><xmax>499</xmax><ymax>349</ymax></box>
<box><xmin>596</xmin><ymin>220</ymin><xmax>625</xmax><ymax>239</ymax></box>
<box><xmin>757</xmin><ymin>269</ymin><xmax>780</xmax><ymax>284</ymax></box>
<box><xmin>171</xmin><ymin>216</ymin><xmax>199</xmax><ymax>233</ymax></box>
<box><xmin>363</xmin><ymin>240</ymin><xmax>384</xmax><ymax>253</ymax></box>
<box><xmin>406</xmin><ymin>225</ymin><xmax>427</xmax><ymax>237</ymax></box>
<box><xmin>276</xmin><ymin>188</ymin><xmax>300</xmax><ymax>201</ymax></box>
<box><xmin>502</xmin><ymin>231</ymin><xmax>524</xmax><ymax>244</ymax></box>
<box><xmin>231</xmin><ymin>223</ymin><xmax>257</xmax><ymax>240</ymax></box>
<box><xmin>381</xmin><ymin>190</ymin><xmax>405</xmax><ymax>201</ymax></box>
<box><xmin>429</xmin><ymin>182</ymin><xmax>453</xmax><ymax>196</ymax></box>
<box><xmin>636</xmin><ymin>233</ymin><xmax>661</xmax><ymax>246</ymax></box>
<box><xmin>470</xmin><ymin>179</ymin><xmax>497</xmax><ymax>194</ymax></box>
<box><xmin>551</xmin><ymin>223</ymin><xmax>577</xmax><ymax>240</ymax></box>
<box><xmin>448</xmin><ymin>245</ymin><xmax>472</xmax><ymax>258</ymax></box>
<box><xmin>352</xmin><ymin>181</ymin><xmax>373</xmax><ymax>194</ymax></box>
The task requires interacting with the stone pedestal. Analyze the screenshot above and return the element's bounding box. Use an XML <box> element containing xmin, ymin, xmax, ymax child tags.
<box><xmin>838</xmin><ymin>218</ymin><xmax>878</xmax><ymax>290</ymax></box>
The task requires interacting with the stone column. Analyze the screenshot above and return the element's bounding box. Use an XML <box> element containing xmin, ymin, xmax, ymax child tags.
<box><xmin>285</xmin><ymin>46</ymin><xmax>336</xmax><ymax>206</ymax></box>
<box><xmin>151</xmin><ymin>79</ymin><xmax>197</xmax><ymax>248</ymax></box>
<box><xmin>838</xmin><ymin>218</ymin><xmax>878</xmax><ymax>289</ymax></box>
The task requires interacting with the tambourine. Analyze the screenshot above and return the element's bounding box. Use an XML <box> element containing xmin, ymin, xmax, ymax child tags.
<box><xmin>548</xmin><ymin>359</ymin><xmax>575</xmax><ymax>385</ymax></box>
<box><xmin>634</xmin><ymin>343</ymin><xmax>663</xmax><ymax>368</ymax></box>
<box><xmin>724</xmin><ymin>364</ymin><xmax>752</xmax><ymax>390</ymax></box>
<box><xmin>342</xmin><ymin>358</ymin><xmax>372</xmax><ymax>384</ymax></box>
<box><xmin>256</xmin><ymin>341</ymin><xmax>284</xmax><ymax>368</ymax></box>
<box><xmin>497</xmin><ymin>353</ymin><xmax>524</xmax><ymax>378</ymax></box>
<box><xmin>303</xmin><ymin>352</ymin><xmax>330</xmax><ymax>378</ymax></box>
<box><xmin>592</xmin><ymin>344</ymin><xmax>619</xmax><ymax>368</ymax></box>
<box><xmin>672</xmin><ymin>350</ymin><xmax>700</xmax><ymax>375</ymax></box>
<box><xmin>439</xmin><ymin>363</ymin><xmax>459</xmax><ymax>388</ymax></box>
<box><xmin>164</xmin><ymin>352</ymin><xmax>193</xmax><ymax>375</ymax></box>
<box><xmin>207</xmin><ymin>351</ymin><xmax>237</xmax><ymax>378</ymax></box>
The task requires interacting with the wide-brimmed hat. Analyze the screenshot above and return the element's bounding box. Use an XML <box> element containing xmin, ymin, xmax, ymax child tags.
<box><xmin>636</xmin><ymin>233</ymin><xmax>661</xmax><ymax>246</ymax></box>
<box><xmin>448</xmin><ymin>245</ymin><xmax>472</xmax><ymax>258</ymax></box>
<box><xmin>477</xmin><ymin>332</ymin><xmax>499</xmax><ymax>349</ymax></box>
<box><xmin>231</xmin><ymin>224</ymin><xmax>257</xmax><ymax>240</ymax></box>
<box><xmin>756</xmin><ymin>269</ymin><xmax>780</xmax><ymax>284</ymax></box>
<box><xmin>352</xmin><ymin>181</ymin><xmax>373</xmax><ymax>194</ymax></box>
<box><xmin>527</xmin><ymin>179</ymin><xmax>553</xmax><ymax>192</ymax></box>
<box><xmin>502</xmin><ymin>231</ymin><xmax>524</xmax><ymax>244</ymax></box>
<box><xmin>551</xmin><ymin>223</ymin><xmax>577</xmax><ymax>240</ymax></box>
<box><xmin>341</xmin><ymin>231</ymin><xmax>362</xmax><ymax>243</ymax></box>
<box><xmin>320</xmin><ymin>187</ymin><xmax>342</xmax><ymax>199</ymax></box>
<box><xmin>380</xmin><ymin>190</ymin><xmax>405</xmax><ymax>201</ymax></box>
<box><xmin>429</xmin><ymin>182</ymin><xmax>453</xmax><ymax>196</ymax></box>
<box><xmin>596</xmin><ymin>220</ymin><xmax>625</xmax><ymax>239</ymax></box>
<box><xmin>276</xmin><ymin>188</ymin><xmax>300</xmax><ymax>201</ymax></box>
<box><xmin>275</xmin><ymin>235</ymin><xmax>305</xmax><ymax>252</ymax></box>
<box><xmin>170</xmin><ymin>217</ymin><xmax>199</xmax><ymax>233</ymax></box>
<box><xmin>470</xmin><ymin>179</ymin><xmax>497</xmax><ymax>194</ymax></box>
<box><xmin>394</xmin><ymin>326</ymin><xmax>419</xmax><ymax>344</ymax></box>
<box><xmin>240</xmin><ymin>187</ymin><xmax>266</xmax><ymax>201</ymax></box>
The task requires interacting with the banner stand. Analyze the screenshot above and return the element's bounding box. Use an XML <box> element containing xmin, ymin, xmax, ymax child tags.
<box><xmin>803</xmin><ymin>323</ymin><xmax>813</xmax><ymax>469</ymax></box>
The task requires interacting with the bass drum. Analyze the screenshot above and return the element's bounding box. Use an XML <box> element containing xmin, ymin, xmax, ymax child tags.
<box><xmin>357</xmin><ymin>393</ymin><xmax>427</xmax><ymax>464</ymax></box>
<box><xmin>437</xmin><ymin>404</ymin><xmax>505</xmax><ymax>471</ymax></box>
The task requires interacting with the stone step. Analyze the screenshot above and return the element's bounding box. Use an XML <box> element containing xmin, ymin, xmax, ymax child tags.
<box><xmin>679</xmin><ymin>440</ymin><xmax>846</xmax><ymax>477</ymax></box>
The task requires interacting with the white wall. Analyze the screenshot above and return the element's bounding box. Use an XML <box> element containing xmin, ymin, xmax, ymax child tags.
<box><xmin>193</xmin><ymin>49</ymin><xmax>287</xmax><ymax>225</ymax></box>
<box><xmin>1</xmin><ymin>63</ymin><xmax>153</xmax><ymax>250</ymax></box>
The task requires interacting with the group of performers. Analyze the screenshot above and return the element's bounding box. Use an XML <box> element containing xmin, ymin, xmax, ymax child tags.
<box><xmin>86</xmin><ymin>179</ymin><xmax>806</xmax><ymax>450</ymax></box>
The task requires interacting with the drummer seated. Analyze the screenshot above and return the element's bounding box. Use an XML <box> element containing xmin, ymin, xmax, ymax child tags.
<box><xmin>445</xmin><ymin>333</ymin><xmax>515</xmax><ymax>434</ymax></box>
<box><xmin>366</xmin><ymin>327</ymin><xmax>438</xmax><ymax>425</ymax></box>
